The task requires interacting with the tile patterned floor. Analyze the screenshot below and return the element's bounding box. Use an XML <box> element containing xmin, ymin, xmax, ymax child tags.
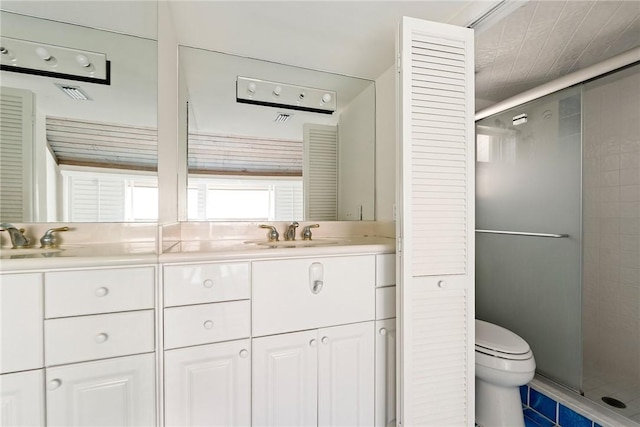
<box><xmin>582</xmin><ymin>367</ymin><xmax>640</xmax><ymax>423</ymax></box>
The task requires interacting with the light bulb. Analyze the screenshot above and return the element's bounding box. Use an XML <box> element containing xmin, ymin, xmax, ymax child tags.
<box><xmin>273</xmin><ymin>86</ymin><xmax>282</xmax><ymax>97</ymax></box>
<box><xmin>247</xmin><ymin>82</ymin><xmax>256</xmax><ymax>94</ymax></box>
<box><xmin>76</xmin><ymin>54</ymin><xmax>91</xmax><ymax>67</ymax></box>
<box><xmin>36</xmin><ymin>47</ymin><xmax>51</xmax><ymax>61</ymax></box>
<box><xmin>321</xmin><ymin>93</ymin><xmax>332</xmax><ymax>104</ymax></box>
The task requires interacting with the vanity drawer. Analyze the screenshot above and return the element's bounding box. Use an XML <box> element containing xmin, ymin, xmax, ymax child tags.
<box><xmin>164</xmin><ymin>262</ymin><xmax>250</xmax><ymax>307</ymax></box>
<box><xmin>164</xmin><ymin>300</ymin><xmax>250</xmax><ymax>349</ymax></box>
<box><xmin>252</xmin><ymin>255</ymin><xmax>375</xmax><ymax>337</ymax></box>
<box><xmin>376</xmin><ymin>254</ymin><xmax>396</xmax><ymax>287</ymax></box>
<box><xmin>376</xmin><ymin>286</ymin><xmax>396</xmax><ymax>320</ymax></box>
<box><xmin>45</xmin><ymin>267</ymin><xmax>154</xmax><ymax>318</ymax></box>
<box><xmin>44</xmin><ymin>310</ymin><xmax>154</xmax><ymax>366</ymax></box>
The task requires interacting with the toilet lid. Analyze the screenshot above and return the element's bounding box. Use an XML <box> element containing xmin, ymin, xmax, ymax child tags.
<box><xmin>475</xmin><ymin>319</ymin><xmax>530</xmax><ymax>355</ymax></box>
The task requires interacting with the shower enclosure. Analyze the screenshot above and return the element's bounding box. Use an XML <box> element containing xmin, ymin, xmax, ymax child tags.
<box><xmin>475</xmin><ymin>64</ymin><xmax>640</xmax><ymax>422</ymax></box>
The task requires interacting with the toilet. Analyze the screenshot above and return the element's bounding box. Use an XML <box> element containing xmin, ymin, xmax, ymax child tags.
<box><xmin>475</xmin><ymin>319</ymin><xmax>536</xmax><ymax>427</ymax></box>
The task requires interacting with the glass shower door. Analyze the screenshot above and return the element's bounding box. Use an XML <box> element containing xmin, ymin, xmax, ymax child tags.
<box><xmin>475</xmin><ymin>86</ymin><xmax>583</xmax><ymax>390</ymax></box>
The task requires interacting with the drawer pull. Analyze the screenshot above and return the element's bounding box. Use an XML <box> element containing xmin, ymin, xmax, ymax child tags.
<box><xmin>95</xmin><ymin>333</ymin><xmax>109</xmax><ymax>343</ymax></box>
<box><xmin>437</xmin><ymin>280</ymin><xmax>447</xmax><ymax>289</ymax></box>
<box><xmin>48</xmin><ymin>379</ymin><xmax>62</xmax><ymax>390</ymax></box>
<box><xmin>312</xmin><ymin>280</ymin><xmax>323</xmax><ymax>294</ymax></box>
<box><xmin>309</xmin><ymin>339</ymin><xmax>317</xmax><ymax>347</ymax></box>
<box><xmin>379</xmin><ymin>328</ymin><xmax>387</xmax><ymax>336</ymax></box>
<box><xmin>95</xmin><ymin>287</ymin><xmax>109</xmax><ymax>297</ymax></box>
<box><xmin>203</xmin><ymin>279</ymin><xmax>214</xmax><ymax>288</ymax></box>
<box><xmin>321</xmin><ymin>336</ymin><xmax>329</xmax><ymax>345</ymax></box>
<box><xmin>239</xmin><ymin>349</ymin><xmax>249</xmax><ymax>358</ymax></box>
<box><xmin>203</xmin><ymin>320</ymin><xmax>214</xmax><ymax>329</ymax></box>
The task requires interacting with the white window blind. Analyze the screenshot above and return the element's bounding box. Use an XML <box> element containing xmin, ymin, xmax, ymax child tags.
<box><xmin>303</xmin><ymin>124</ymin><xmax>338</xmax><ymax>221</ymax></box>
<box><xmin>66</xmin><ymin>176</ymin><xmax>125</xmax><ymax>222</ymax></box>
<box><xmin>397</xmin><ymin>17</ymin><xmax>475</xmax><ymax>426</ymax></box>
<box><xmin>0</xmin><ymin>87</ymin><xmax>33</xmax><ymax>222</ymax></box>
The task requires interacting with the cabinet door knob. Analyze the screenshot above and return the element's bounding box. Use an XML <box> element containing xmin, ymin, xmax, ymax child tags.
<box><xmin>47</xmin><ymin>379</ymin><xmax>62</xmax><ymax>390</ymax></box>
<box><xmin>309</xmin><ymin>339</ymin><xmax>317</xmax><ymax>347</ymax></box>
<box><xmin>203</xmin><ymin>279</ymin><xmax>214</xmax><ymax>288</ymax></box>
<box><xmin>437</xmin><ymin>280</ymin><xmax>447</xmax><ymax>289</ymax></box>
<box><xmin>321</xmin><ymin>336</ymin><xmax>329</xmax><ymax>344</ymax></box>
<box><xmin>379</xmin><ymin>328</ymin><xmax>387</xmax><ymax>336</ymax></box>
<box><xmin>239</xmin><ymin>349</ymin><xmax>249</xmax><ymax>358</ymax></box>
<box><xmin>95</xmin><ymin>333</ymin><xmax>109</xmax><ymax>343</ymax></box>
<box><xmin>95</xmin><ymin>287</ymin><xmax>109</xmax><ymax>297</ymax></box>
<box><xmin>203</xmin><ymin>320</ymin><xmax>214</xmax><ymax>329</ymax></box>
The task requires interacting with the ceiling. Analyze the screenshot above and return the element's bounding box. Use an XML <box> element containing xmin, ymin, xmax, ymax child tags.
<box><xmin>475</xmin><ymin>0</ymin><xmax>640</xmax><ymax>108</ymax></box>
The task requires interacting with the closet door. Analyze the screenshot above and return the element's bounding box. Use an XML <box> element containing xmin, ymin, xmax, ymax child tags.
<box><xmin>397</xmin><ymin>17</ymin><xmax>475</xmax><ymax>426</ymax></box>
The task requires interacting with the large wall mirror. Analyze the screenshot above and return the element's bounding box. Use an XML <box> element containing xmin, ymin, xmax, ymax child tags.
<box><xmin>0</xmin><ymin>8</ymin><xmax>157</xmax><ymax>223</ymax></box>
<box><xmin>180</xmin><ymin>46</ymin><xmax>375</xmax><ymax>222</ymax></box>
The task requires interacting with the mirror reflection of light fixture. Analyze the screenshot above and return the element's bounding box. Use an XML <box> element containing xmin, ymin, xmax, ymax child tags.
<box><xmin>0</xmin><ymin>37</ymin><xmax>109</xmax><ymax>85</ymax></box>
<box><xmin>237</xmin><ymin>76</ymin><xmax>336</xmax><ymax>114</ymax></box>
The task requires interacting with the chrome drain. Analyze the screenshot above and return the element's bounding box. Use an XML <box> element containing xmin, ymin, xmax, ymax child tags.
<box><xmin>602</xmin><ymin>396</ymin><xmax>626</xmax><ymax>409</ymax></box>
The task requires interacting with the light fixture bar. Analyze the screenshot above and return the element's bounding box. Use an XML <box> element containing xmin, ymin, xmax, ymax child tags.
<box><xmin>237</xmin><ymin>76</ymin><xmax>336</xmax><ymax>114</ymax></box>
<box><xmin>0</xmin><ymin>37</ymin><xmax>109</xmax><ymax>84</ymax></box>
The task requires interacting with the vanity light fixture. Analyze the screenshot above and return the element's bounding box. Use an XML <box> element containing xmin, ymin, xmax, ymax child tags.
<box><xmin>0</xmin><ymin>37</ymin><xmax>110</xmax><ymax>85</ymax></box>
<box><xmin>237</xmin><ymin>76</ymin><xmax>336</xmax><ymax>114</ymax></box>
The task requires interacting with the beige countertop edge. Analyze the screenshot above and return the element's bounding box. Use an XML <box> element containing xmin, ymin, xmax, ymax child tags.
<box><xmin>0</xmin><ymin>238</ymin><xmax>396</xmax><ymax>271</ymax></box>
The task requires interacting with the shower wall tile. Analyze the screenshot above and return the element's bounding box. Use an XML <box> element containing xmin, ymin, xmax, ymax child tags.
<box><xmin>620</xmin><ymin>234</ymin><xmax>640</xmax><ymax>252</ymax></box>
<box><xmin>620</xmin><ymin>218</ymin><xmax>640</xmax><ymax>235</ymax></box>
<box><xmin>620</xmin><ymin>168</ymin><xmax>640</xmax><ymax>185</ymax></box>
<box><xmin>601</xmin><ymin>154</ymin><xmax>620</xmax><ymax>171</ymax></box>
<box><xmin>620</xmin><ymin>267</ymin><xmax>640</xmax><ymax>286</ymax></box>
<box><xmin>620</xmin><ymin>185</ymin><xmax>640</xmax><ymax>202</ymax></box>
<box><xmin>620</xmin><ymin>152</ymin><xmax>640</xmax><ymax>170</ymax></box>
<box><xmin>601</xmin><ymin>170</ymin><xmax>620</xmax><ymax>187</ymax></box>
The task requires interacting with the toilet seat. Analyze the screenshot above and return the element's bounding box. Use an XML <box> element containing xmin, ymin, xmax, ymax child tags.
<box><xmin>475</xmin><ymin>319</ymin><xmax>531</xmax><ymax>361</ymax></box>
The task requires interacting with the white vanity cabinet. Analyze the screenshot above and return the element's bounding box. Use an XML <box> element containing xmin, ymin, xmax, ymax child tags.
<box><xmin>43</xmin><ymin>265</ymin><xmax>157</xmax><ymax>427</ymax></box>
<box><xmin>163</xmin><ymin>261</ymin><xmax>251</xmax><ymax>426</ymax></box>
<box><xmin>251</xmin><ymin>255</ymin><xmax>379</xmax><ymax>427</ymax></box>
<box><xmin>46</xmin><ymin>353</ymin><xmax>156</xmax><ymax>426</ymax></box>
<box><xmin>0</xmin><ymin>273</ymin><xmax>45</xmax><ymax>427</ymax></box>
<box><xmin>252</xmin><ymin>322</ymin><xmax>374</xmax><ymax>427</ymax></box>
<box><xmin>375</xmin><ymin>253</ymin><xmax>397</xmax><ymax>427</ymax></box>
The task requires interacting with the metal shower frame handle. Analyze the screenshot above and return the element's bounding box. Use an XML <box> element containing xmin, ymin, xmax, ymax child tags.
<box><xmin>475</xmin><ymin>229</ymin><xmax>570</xmax><ymax>238</ymax></box>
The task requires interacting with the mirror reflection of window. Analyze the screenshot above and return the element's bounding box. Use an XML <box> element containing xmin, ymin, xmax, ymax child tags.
<box><xmin>180</xmin><ymin>46</ymin><xmax>375</xmax><ymax>222</ymax></box>
<box><xmin>0</xmin><ymin>9</ymin><xmax>157</xmax><ymax>223</ymax></box>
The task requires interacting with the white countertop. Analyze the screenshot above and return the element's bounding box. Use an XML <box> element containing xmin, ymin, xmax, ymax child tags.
<box><xmin>0</xmin><ymin>236</ymin><xmax>395</xmax><ymax>271</ymax></box>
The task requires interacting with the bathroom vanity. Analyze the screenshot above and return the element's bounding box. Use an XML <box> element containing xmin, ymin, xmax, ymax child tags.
<box><xmin>0</xmin><ymin>232</ymin><xmax>396</xmax><ymax>427</ymax></box>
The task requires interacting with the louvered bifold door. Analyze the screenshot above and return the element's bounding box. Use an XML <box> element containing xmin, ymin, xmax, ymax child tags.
<box><xmin>303</xmin><ymin>124</ymin><xmax>338</xmax><ymax>221</ymax></box>
<box><xmin>397</xmin><ymin>17</ymin><xmax>475</xmax><ymax>426</ymax></box>
<box><xmin>0</xmin><ymin>87</ymin><xmax>34</xmax><ymax>222</ymax></box>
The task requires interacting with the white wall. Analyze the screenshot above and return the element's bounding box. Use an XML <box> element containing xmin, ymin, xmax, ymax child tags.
<box><xmin>338</xmin><ymin>84</ymin><xmax>375</xmax><ymax>220</ymax></box>
<box><xmin>375</xmin><ymin>65</ymin><xmax>396</xmax><ymax>222</ymax></box>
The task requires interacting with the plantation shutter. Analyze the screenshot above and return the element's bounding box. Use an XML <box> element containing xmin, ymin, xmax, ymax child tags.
<box><xmin>274</xmin><ymin>181</ymin><xmax>303</xmax><ymax>221</ymax></box>
<box><xmin>397</xmin><ymin>17</ymin><xmax>475</xmax><ymax>426</ymax></box>
<box><xmin>67</xmin><ymin>176</ymin><xmax>125</xmax><ymax>222</ymax></box>
<box><xmin>303</xmin><ymin>124</ymin><xmax>338</xmax><ymax>221</ymax></box>
<box><xmin>0</xmin><ymin>87</ymin><xmax>34</xmax><ymax>221</ymax></box>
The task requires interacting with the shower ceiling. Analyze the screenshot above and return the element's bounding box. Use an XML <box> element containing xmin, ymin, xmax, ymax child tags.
<box><xmin>475</xmin><ymin>0</ymin><xmax>640</xmax><ymax>109</ymax></box>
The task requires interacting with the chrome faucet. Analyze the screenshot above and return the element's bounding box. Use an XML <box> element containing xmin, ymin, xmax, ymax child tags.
<box><xmin>259</xmin><ymin>224</ymin><xmax>280</xmax><ymax>242</ymax></box>
<box><xmin>302</xmin><ymin>224</ymin><xmax>320</xmax><ymax>240</ymax></box>
<box><xmin>40</xmin><ymin>227</ymin><xmax>70</xmax><ymax>249</ymax></box>
<box><xmin>284</xmin><ymin>222</ymin><xmax>299</xmax><ymax>241</ymax></box>
<box><xmin>0</xmin><ymin>223</ymin><xmax>31</xmax><ymax>248</ymax></box>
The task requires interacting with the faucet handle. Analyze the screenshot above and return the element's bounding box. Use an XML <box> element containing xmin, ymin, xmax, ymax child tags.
<box><xmin>40</xmin><ymin>227</ymin><xmax>70</xmax><ymax>249</ymax></box>
<box><xmin>259</xmin><ymin>224</ymin><xmax>279</xmax><ymax>242</ymax></box>
<box><xmin>302</xmin><ymin>224</ymin><xmax>320</xmax><ymax>241</ymax></box>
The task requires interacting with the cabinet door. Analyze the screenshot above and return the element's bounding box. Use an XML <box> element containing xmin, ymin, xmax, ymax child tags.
<box><xmin>252</xmin><ymin>330</ymin><xmax>318</xmax><ymax>427</ymax></box>
<box><xmin>165</xmin><ymin>339</ymin><xmax>250</xmax><ymax>426</ymax></box>
<box><xmin>0</xmin><ymin>370</ymin><xmax>44</xmax><ymax>427</ymax></box>
<box><xmin>375</xmin><ymin>319</ymin><xmax>396</xmax><ymax>427</ymax></box>
<box><xmin>46</xmin><ymin>353</ymin><xmax>155</xmax><ymax>426</ymax></box>
<box><xmin>0</xmin><ymin>273</ymin><xmax>43</xmax><ymax>374</ymax></box>
<box><xmin>318</xmin><ymin>322</ymin><xmax>374</xmax><ymax>427</ymax></box>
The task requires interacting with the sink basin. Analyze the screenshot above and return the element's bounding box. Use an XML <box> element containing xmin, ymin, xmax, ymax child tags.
<box><xmin>0</xmin><ymin>247</ymin><xmax>64</xmax><ymax>258</ymax></box>
<box><xmin>244</xmin><ymin>238</ymin><xmax>346</xmax><ymax>248</ymax></box>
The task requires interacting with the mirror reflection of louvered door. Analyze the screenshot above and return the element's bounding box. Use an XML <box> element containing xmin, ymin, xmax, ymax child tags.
<box><xmin>303</xmin><ymin>124</ymin><xmax>338</xmax><ymax>221</ymax></box>
<box><xmin>0</xmin><ymin>87</ymin><xmax>34</xmax><ymax>222</ymax></box>
<box><xmin>397</xmin><ymin>17</ymin><xmax>475</xmax><ymax>426</ymax></box>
